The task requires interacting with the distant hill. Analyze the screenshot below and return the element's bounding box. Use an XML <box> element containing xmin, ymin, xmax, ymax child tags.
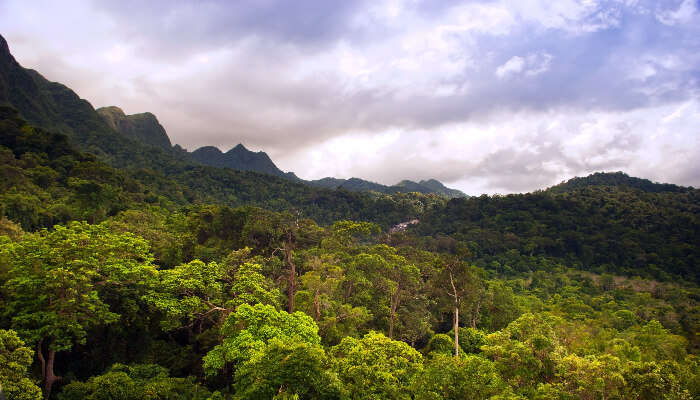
<box><xmin>97</xmin><ymin>106</ymin><xmax>172</xmax><ymax>149</ymax></box>
<box><xmin>417</xmin><ymin>175</ymin><xmax>699</xmax><ymax>282</ymax></box>
<box><xmin>309</xmin><ymin>177</ymin><xmax>468</xmax><ymax>198</ymax></box>
<box><xmin>188</xmin><ymin>143</ymin><xmax>467</xmax><ymax>197</ymax></box>
<box><xmin>547</xmin><ymin>171</ymin><xmax>691</xmax><ymax>193</ymax></box>
<box><xmin>403</xmin><ymin>179</ymin><xmax>467</xmax><ymax>198</ymax></box>
<box><xmin>190</xmin><ymin>144</ymin><xmax>300</xmax><ymax>181</ymax></box>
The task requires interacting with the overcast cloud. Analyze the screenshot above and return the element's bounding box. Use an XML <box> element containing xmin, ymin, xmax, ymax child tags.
<box><xmin>1</xmin><ymin>0</ymin><xmax>698</xmax><ymax>194</ymax></box>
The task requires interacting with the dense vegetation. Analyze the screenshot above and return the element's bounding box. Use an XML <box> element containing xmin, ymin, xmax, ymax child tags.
<box><xmin>414</xmin><ymin>180</ymin><xmax>698</xmax><ymax>283</ymax></box>
<box><xmin>1</xmin><ymin>33</ymin><xmax>698</xmax><ymax>400</ymax></box>
<box><xmin>0</xmin><ymin>112</ymin><xmax>698</xmax><ymax>399</ymax></box>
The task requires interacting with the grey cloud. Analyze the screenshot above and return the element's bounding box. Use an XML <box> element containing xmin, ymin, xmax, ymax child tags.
<box><xmin>41</xmin><ymin>1</ymin><xmax>700</xmax><ymax>150</ymax></box>
<box><xmin>91</xmin><ymin>0</ymin><xmax>371</xmax><ymax>59</ymax></box>
<box><xmin>2</xmin><ymin>0</ymin><xmax>699</xmax><ymax>193</ymax></box>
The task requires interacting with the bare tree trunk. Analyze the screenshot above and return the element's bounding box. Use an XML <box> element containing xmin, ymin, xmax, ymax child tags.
<box><xmin>313</xmin><ymin>288</ymin><xmax>320</xmax><ymax>321</ymax></box>
<box><xmin>449</xmin><ymin>271</ymin><xmax>459</xmax><ymax>357</ymax></box>
<box><xmin>454</xmin><ymin>305</ymin><xmax>459</xmax><ymax>357</ymax></box>
<box><xmin>344</xmin><ymin>282</ymin><xmax>354</xmax><ymax>303</ymax></box>
<box><xmin>389</xmin><ymin>283</ymin><xmax>401</xmax><ymax>339</ymax></box>
<box><xmin>284</xmin><ymin>233</ymin><xmax>296</xmax><ymax>313</ymax></box>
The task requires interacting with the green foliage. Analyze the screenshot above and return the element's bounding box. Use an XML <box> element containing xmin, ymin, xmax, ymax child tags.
<box><xmin>423</xmin><ymin>333</ymin><xmax>456</xmax><ymax>357</ymax></box>
<box><xmin>2</xmin><ymin>221</ymin><xmax>156</xmax><ymax>351</ymax></box>
<box><xmin>145</xmin><ymin>258</ymin><xmax>280</xmax><ymax>332</ymax></box>
<box><xmin>623</xmin><ymin>361</ymin><xmax>692</xmax><ymax>400</ymax></box>
<box><xmin>413</xmin><ymin>354</ymin><xmax>513</xmax><ymax>400</ymax></box>
<box><xmin>417</xmin><ymin>183</ymin><xmax>699</xmax><ymax>282</ymax></box>
<box><xmin>58</xmin><ymin>363</ymin><xmax>210</xmax><ymax>400</ymax></box>
<box><xmin>329</xmin><ymin>331</ymin><xmax>423</xmax><ymax>399</ymax></box>
<box><xmin>482</xmin><ymin>313</ymin><xmax>566</xmax><ymax>392</ymax></box>
<box><xmin>0</xmin><ymin>329</ymin><xmax>42</xmax><ymax>400</ymax></box>
<box><xmin>202</xmin><ymin>304</ymin><xmax>337</xmax><ymax>399</ymax></box>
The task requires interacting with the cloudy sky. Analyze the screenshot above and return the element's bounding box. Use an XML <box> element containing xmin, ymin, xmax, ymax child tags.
<box><xmin>1</xmin><ymin>0</ymin><xmax>699</xmax><ymax>194</ymax></box>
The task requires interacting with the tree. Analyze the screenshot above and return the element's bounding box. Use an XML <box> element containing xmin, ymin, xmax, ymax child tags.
<box><xmin>0</xmin><ymin>329</ymin><xmax>42</xmax><ymax>400</ymax></box>
<box><xmin>242</xmin><ymin>209</ymin><xmax>324</xmax><ymax>313</ymax></box>
<box><xmin>2</xmin><ymin>222</ymin><xmax>156</xmax><ymax>398</ymax></box>
<box><xmin>623</xmin><ymin>361</ymin><xmax>692</xmax><ymax>400</ymax></box>
<box><xmin>556</xmin><ymin>354</ymin><xmax>626</xmax><ymax>400</ymax></box>
<box><xmin>374</xmin><ymin>246</ymin><xmax>420</xmax><ymax>340</ymax></box>
<box><xmin>329</xmin><ymin>331</ymin><xmax>423</xmax><ymax>399</ymax></box>
<box><xmin>413</xmin><ymin>354</ymin><xmax>514</xmax><ymax>400</ymax></box>
<box><xmin>482</xmin><ymin>313</ymin><xmax>566</xmax><ymax>393</ymax></box>
<box><xmin>297</xmin><ymin>255</ymin><xmax>343</xmax><ymax>322</ymax></box>
<box><xmin>430</xmin><ymin>256</ymin><xmax>482</xmax><ymax>356</ymax></box>
<box><xmin>203</xmin><ymin>304</ymin><xmax>339</xmax><ymax>399</ymax></box>
<box><xmin>57</xmin><ymin>363</ymin><xmax>211</xmax><ymax>400</ymax></box>
<box><xmin>145</xmin><ymin>249</ymin><xmax>280</xmax><ymax>334</ymax></box>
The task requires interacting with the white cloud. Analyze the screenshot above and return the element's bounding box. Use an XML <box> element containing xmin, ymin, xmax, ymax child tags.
<box><xmin>525</xmin><ymin>52</ymin><xmax>553</xmax><ymax>76</ymax></box>
<box><xmin>278</xmin><ymin>99</ymin><xmax>700</xmax><ymax>194</ymax></box>
<box><xmin>656</xmin><ymin>0</ymin><xmax>697</xmax><ymax>25</ymax></box>
<box><xmin>496</xmin><ymin>56</ymin><xmax>525</xmax><ymax>78</ymax></box>
<box><xmin>496</xmin><ymin>52</ymin><xmax>552</xmax><ymax>78</ymax></box>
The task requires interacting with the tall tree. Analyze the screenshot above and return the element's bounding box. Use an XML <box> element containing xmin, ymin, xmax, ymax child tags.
<box><xmin>242</xmin><ymin>209</ymin><xmax>324</xmax><ymax>313</ymax></box>
<box><xmin>2</xmin><ymin>222</ymin><xmax>156</xmax><ymax>398</ymax></box>
<box><xmin>203</xmin><ymin>303</ymin><xmax>340</xmax><ymax>399</ymax></box>
<box><xmin>430</xmin><ymin>256</ymin><xmax>481</xmax><ymax>357</ymax></box>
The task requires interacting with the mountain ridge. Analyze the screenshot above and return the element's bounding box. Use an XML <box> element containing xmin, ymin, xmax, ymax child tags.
<box><xmin>96</xmin><ymin>106</ymin><xmax>172</xmax><ymax>150</ymax></box>
<box><xmin>547</xmin><ymin>171</ymin><xmax>692</xmax><ymax>193</ymax></box>
<box><xmin>0</xmin><ymin>33</ymin><xmax>466</xmax><ymax>200</ymax></box>
<box><xmin>190</xmin><ymin>143</ymin><xmax>300</xmax><ymax>181</ymax></box>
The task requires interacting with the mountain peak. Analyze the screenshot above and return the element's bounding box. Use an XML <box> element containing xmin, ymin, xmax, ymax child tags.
<box><xmin>193</xmin><ymin>145</ymin><xmax>223</xmax><ymax>154</ymax></box>
<box><xmin>0</xmin><ymin>34</ymin><xmax>9</xmax><ymax>56</ymax></box>
<box><xmin>419</xmin><ymin>179</ymin><xmax>445</xmax><ymax>188</ymax></box>
<box><xmin>192</xmin><ymin>143</ymin><xmax>291</xmax><ymax>178</ymax></box>
<box><xmin>229</xmin><ymin>143</ymin><xmax>250</xmax><ymax>153</ymax></box>
<box><xmin>98</xmin><ymin>105</ymin><xmax>125</xmax><ymax>116</ymax></box>
<box><xmin>96</xmin><ymin>106</ymin><xmax>172</xmax><ymax>149</ymax></box>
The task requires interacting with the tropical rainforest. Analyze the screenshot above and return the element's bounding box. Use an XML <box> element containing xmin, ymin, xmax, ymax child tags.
<box><xmin>0</xmin><ymin>32</ymin><xmax>699</xmax><ymax>399</ymax></box>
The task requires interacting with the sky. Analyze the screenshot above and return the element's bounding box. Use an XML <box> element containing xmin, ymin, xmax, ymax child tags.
<box><xmin>1</xmin><ymin>0</ymin><xmax>699</xmax><ymax>194</ymax></box>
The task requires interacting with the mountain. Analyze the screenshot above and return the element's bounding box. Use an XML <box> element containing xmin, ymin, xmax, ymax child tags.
<box><xmin>188</xmin><ymin>143</ymin><xmax>468</xmax><ymax>197</ymax></box>
<box><xmin>96</xmin><ymin>106</ymin><xmax>172</xmax><ymax>149</ymax></box>
<box><xmin>414</xmin><ymin>179</ymin><xmax>468</xmax><ymax>198</ymax></box>
<box><xmin>190</xmin><ymin>144</ymin><xmax>299</xmax><ymax>180</ymax></box>
<box><xmin>310</xmin><ymin>176</ymin><xmax>468</xmax><ymax>198</ymax></box>
<box><xmin>0</xmin><ymin>34</ymin><xmax>196</xmax><ymax>171</ymax></box>
<box><xmin>547</xmin><ymin>171</ymin><xmax>691</xmax><ymax>194</ymax></box>
<box><xmin>417</xmin><ymin>172</ymin><xmax>699</xmax><ymax>282</ymax></box>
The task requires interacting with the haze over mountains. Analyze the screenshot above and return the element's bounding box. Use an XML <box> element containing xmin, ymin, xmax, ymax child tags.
<box><xmin>0</xmin><ymin>33</ymin><xmax>467</xmax><ymax>198</ymax></box>
<box><xmin>0</xmin><ymin>32</ymin><xmax>691</xmax><ymax>200</ymax></box>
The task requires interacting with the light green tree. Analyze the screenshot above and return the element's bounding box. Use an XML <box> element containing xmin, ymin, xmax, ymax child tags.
<box><xmin>203</xmin><ymin>303</ymin><xmax>340</xmax><ymax>399</ymax></box>
<box><xmin>144</xmin><ymin>247</ymin><xmax>280</xmax><ymax>332</ymax></box>
<box><xmin>482</xmin><ymin>313</ymin><xmax>566</xmax><ymax>393</ymax></box>
<box><xmin>329</xmin><ymin>331</ymin><xmax>423</xmax><ymax>400</ymax></box>
<box><xmin>413</xmin><ymin>353</ymin><xmax>515</xmax><ymax>400</ymax></box>
<box><xmin>57</xmin><ymin>363</ymin><xmax>211</xmax><ymax>400</ymax></box>
<box><xmin>2</xmin><ymin>222</ymin><xmax>157</xmax><ymax>398</ymax></box>
<box><xmin>0</xmin><ymin>329</ymin><xmax>42</xmax><ymax>400</ymax></box>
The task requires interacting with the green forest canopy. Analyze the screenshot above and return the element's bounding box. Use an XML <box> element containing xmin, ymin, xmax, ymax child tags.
<box><xmin>0</xmin><ymin>109</ymin><xmax>698</xmax><ymax>399</ymax></box>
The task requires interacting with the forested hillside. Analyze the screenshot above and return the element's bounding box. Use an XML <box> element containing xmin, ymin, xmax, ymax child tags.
<box><xmin>0</xmin><ymin>32</ymin><xmax>698</xmax><ymax>400</ymax></box>
<box><xmin>415</xmin><ymin>179</ymin><xmax>699</xmax><ymax>283</ymax></box>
